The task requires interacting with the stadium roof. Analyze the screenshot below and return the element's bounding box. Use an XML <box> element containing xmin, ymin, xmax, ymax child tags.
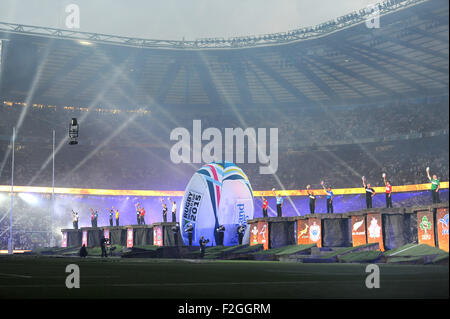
<box><xmin>0</xmin><ymin>0</ymin><xmax>448</xmax><ymax>109</ymax></box>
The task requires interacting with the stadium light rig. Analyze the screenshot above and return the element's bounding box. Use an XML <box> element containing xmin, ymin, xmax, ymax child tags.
<box><xmin>69</xmin><ymin>118</ymin><xmax>79</xmax><ymax>145</ymax></box>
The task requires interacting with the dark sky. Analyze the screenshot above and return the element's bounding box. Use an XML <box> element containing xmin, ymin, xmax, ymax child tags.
<box><xmin>0</xmin><ymin>0</ymin><xmax>377</xmax><ymax>40</ymax></box>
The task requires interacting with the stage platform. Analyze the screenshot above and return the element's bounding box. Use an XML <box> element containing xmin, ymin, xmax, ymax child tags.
<box><xmin>247</xmin><ymin>203</ymin><xmax>449</xmax><ymax>252</ymax></box>
<box><xmin>61</xmin><ymin>222</ymin><xmax>182</xmax><ymax>248</ymax></box>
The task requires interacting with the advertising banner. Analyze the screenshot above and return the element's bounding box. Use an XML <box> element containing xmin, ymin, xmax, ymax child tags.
<box><xmin>436</xmin><ymin>208</ymin><xmax>449</xmax><ymax>252</ymax></box>
<box><xmin>103</xmin><ymin>228</ymin><xmax>110</xmax><ymax>240</ymax></box>
<box><xmin>126</xmin><ymin>228</ymin><xmax>134</xmax><ymax>248</ymax></box>
<box><xmin>154</xmin><ymin>225</ymin><xmax>163</xmax><ymax>246</ymax></box>
<box><xmin>308</xmin><ymin>218</ymin><xmax>322</xmax><ymax>248</ymax></box>
<box><xmin>351</xmin><ymin>216</ymin><xmax>367</xmax><ymax>247</ymax></box>
<box><xmin>257</xmin><ymin>221</ymin><xmax>269</xmax><ymax>250</ymax></box>
<box><xmin>417</xmin><ymin>210</ymin><xmax>435</xmax><ymax>247</ymax></box>
<box><xmin>367</xmin><ymin>213</ymin><xmax>384</xmax><ymax>251</ymax></box>
<box><xmin>296</xmin><ymin>219</ymin><xmax>309</xmax><ymax>245</ymax></box>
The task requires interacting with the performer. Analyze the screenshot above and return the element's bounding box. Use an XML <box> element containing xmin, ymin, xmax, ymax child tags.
<box><xmin>321</xmin><ymin>181</ymin><xmax>334</xmax><ymax>214</ymax></box>
<box><xmin>362</xmin><ymin>176</ymin><xmax>376</xmax><ymax>209</ymax></box>
<box><xmin>237</xmin><ymin>225</ymin><xmax>246</xmax><ymax>245</ymax></box>
<box><xmin>100</xmin><ymin>236</ymin><xmax>108</xmax><ymax>258</ymax></box>
<box><xmin>426</xmin><ymin>167</ymin><xmax>441</xmax><ymax>203</ymax></box>
<box><xmin>216</xmin><ymin>225</ymin><xmax>225</xmax><ymax>246</ymax></box>
<box><xmin>109</xmin><ymin>208</ymin><xmax>114</xmax><ymax>226</ymax></box>
<box><xmin>115</xmin><ymin>208</ymin><xmax>120</xmax><ymax>226</ymax></box>
<box><xmin>72</xmin><ymin>210</ymin><xmax>79</xmax><ymax>229</ymax></box>
<box><xmin>185</xmin><ymin>223</ymin><xmax>194</xmax><ymax>246</ymax></box>
<box><xmin>140</xmin><ymin>206</ymin><xmax>146</xmax><ymax>225</ymax></box>
<box><xmin>199</xmin><ymin>236</ymin><xmax>208</xmax><ymax>258</ymax></box>
<box><xmin>161</xmin><ymin>198</ymin><xmax>168</xmax><ymax>222</ymax></box>
<box><xmin>94</xmin><ymin>210</ymin><xmax>99</xmax><ymax>228</ymax></box>
<box><xmin>383</xmin><ymin>173</ymin><xmax>393</xmax><ymax>208</ymax></box>
<box><xmin>169</xmin><ymin>198</ymin><xmax>177</xmax><ymax>223</ymax></box>
<box><xmin>172</xmin><ymin>226</ymin><xmax>179</xmax><ymax>246</ymax></box>
<box><xmin>135</xmin><ymin>203</ymin><xmax>141</xmax><ymax>225</ymax></box>
<box><xmin>306</xmin><ymin>185</ymin><xmax>316</xmax><ymax>214</ymax></box>
<box><xmin>261</xmin><ymin>193</ymin><xmax>268</xmax><ymax>218</ymax></box>
<box><xmin>90</xmin><ymin>208</ymin><xmax>95</xmax><ymax>227</ymax></box>
<box><xmin>272</xmin><ymin>189</ymin><xmax>283</xmax><ymax>217</ymax></box>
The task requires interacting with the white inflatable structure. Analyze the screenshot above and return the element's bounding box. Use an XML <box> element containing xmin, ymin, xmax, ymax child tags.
<box><xmin>179</xmin><ymin>162</ymin><xmax>254</xmax><ymax>246</ymax></box>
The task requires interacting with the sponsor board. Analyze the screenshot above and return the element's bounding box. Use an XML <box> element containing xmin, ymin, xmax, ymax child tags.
<box><xmin>308</xmin><ymin>218</ymin><xmax>322</xmax><ymax>248</ymax></box>
<box><xmin>367</xmin><ymin>213</ymin><xmax>384</xmax><ymax>251</ymax></box>
<box><xmin>417</xmin><ymin>210</ymin><xmax>435</xmax><ymax>247</ymax></box>
<box><xmin>154</xmin><ymin>225</ymin><xmax>163</xmax><ymax>246</ymax></box>
<box><xmin>437</xmin><ymin>208</ymin><xmax>449</xmax><ymax>252</ymax></box>
<box><xmin>351</xmin><ymin>216</ymin><xmax>367</xmax><ymax>247</ymax></box>
<box><xmin>297</xmin><ymin>219</ymin><xmax>309</xmax><ymax>245</ymax></box>
<box><xmin>126</xmin><ymin>228</ymin><xmax>134</xmax><ymax>248</ymax></box>
<box><xmin>257</xmin><ymin>221</ymin><xmax>269</xmax><ymax>250</ymax></box>
<box><xmin>103</xmin><ymin>228</ymin><xmax>110</xmax><ymax>240</ymax></box>
<box><xmin>250</xmin><ymin>222</ymin><xmax>259</xmax><ymax>246</ymax></box>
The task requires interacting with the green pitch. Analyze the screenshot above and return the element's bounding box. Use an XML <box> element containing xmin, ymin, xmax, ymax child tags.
<box><xmin>0</xmin><ymin>255</ymin><xmax>447</xmax><ymax>299</ymax></box>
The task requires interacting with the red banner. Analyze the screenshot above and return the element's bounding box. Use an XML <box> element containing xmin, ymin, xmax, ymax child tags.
<box><xmin>154</xmin><ymin>225</ymin><xmax>163</xmax><ymax>246</ymax></box>
<box><xmin>367</xmin><ymin>213</ymin><xmax>384</xmax><ymax>251</ymax></box>
<box><xmin>257</xmin><ymin>221</ymin><xmax>269</xmax><ymax>250</ymax></box>
<box><xmin>417</xmin><ymin>210</ymin><xmax>435</xmax><ymax>247</ymax></box>
<box><xmin>308</xmin><ymin>218</ymin><xmax>322</xmax><ymax>248</ymax></box>
<box><xmin>249</xmin><ymin>222</ymin><xmax>259</xmax><ymax>246</ymax></box>
<box><xmin>61</xmin><ymin>232</ymin><xmax>67</xmax><ymax>248</ymax></box>
<box><xmin>297</xmin><ymin>219</ymin><xmax>309</xmax><ymax>245</ymax></box>
<box><xmin>82</xmin><ymin>230</ymin><xmax>88</xmax><ymax>247</ymax></box>
<box><xmin>126</xmin><ymin>228</ymin><xmax>134</xmax><ymax>248</ymax></box>
<box><xmin>436</xmin><ymin>208</ymin><xmax>449</xmax><ymax>252</ymax></box>
<box><xmin>351</xmin><ymin>216</ymin><xmax>367</xmax><ymax>247</ymax></box>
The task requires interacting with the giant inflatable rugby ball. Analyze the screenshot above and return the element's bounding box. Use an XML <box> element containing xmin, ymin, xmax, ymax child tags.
<box><xmin>179</xmin><ymin>161</ymin><xmax>254</xmax><ymax>246</ymax></box>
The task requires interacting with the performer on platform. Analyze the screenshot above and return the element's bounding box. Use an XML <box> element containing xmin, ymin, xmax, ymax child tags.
<box><xmin>109</xmin><ymin>208</ymin><xmax>114</xmax><ymax>226</ymax></box>
<box><xmin>72</xmin><ymin>210</ymin><xmax>79</xmax><ymax>229</ymax></box>
<box><xmin>161</xmin><ymin>198</ymin><xmax>168</xmax><ymax>222</ymax></box>
<box><xmin>169</xmin><ymin>198</ymin><xmax>177</xmax><ymax>222</ymax></box>
<box><xmin>272</xmin><ymin>189</ymin><xmax>283</xmax><ymax>217</ymax></box>
<box><xmin>94</xmin><ymin>210</ymin><xmax>99</xmax><ymax>228</ymax></box>
<box><xmin>426</xmin><ymin>167</ymin><xmax>441</xmax><ymax>203</ymax></box>
<box><xmin>115</xmin><ymin>208</ymin><xmax>120</xmax><ymax>226</ymax></box>
<box><xmin>321</xmin><ymin>181</ymin><xmax>334</xmax><ymax>214</ymax></box>
<box><xmin>135</xmin><ymin>203</ymin><xmax>141</xmax><ymax>225</ymax></box>
<box><xmin>216</xmin><ymin>225</ymin><xmax>225</xmax><ymax>246</ymax></box>
<box><xmin>90</xmin><ymin>208</ymin><xmax>95</xmax><ymax>227</ymax></box>
<box><xmin>362</xmin><ymin>176</ymin><xmax>376</xmax><ymax>209</ymax></box>
<box><xmin>186</xmin><ymin>223</ymin><xmax>194</xmax><ymax>246</ymax></box>
<box><xmin>140</xmin><ymin>206</ymin><xmax>146</xmax><ymax>225</ymax></box>
<box><xmin>237</xmin><ymin>225</ymin><xmax>245</xmax><ymax>245</ymax></box>
<box><xmin>306</xmin><ymin>185</ymin><xmax>316</xmax><ymax>214</ymax></box>
<box><xmin>382</xmin><ymin>173</ymin><xmax>393</xmax><ymax>208</ymax></box>
<box><xmin>261</xmin><ymin>193</ymin><xmax>268</xmax><ymax>218</ymax></box>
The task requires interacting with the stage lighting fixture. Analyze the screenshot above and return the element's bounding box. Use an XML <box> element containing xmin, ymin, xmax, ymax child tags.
<box><xmin>69</xmin><ymin>118</ymin><xmax>79</xmax><ymax>145</ymax></box>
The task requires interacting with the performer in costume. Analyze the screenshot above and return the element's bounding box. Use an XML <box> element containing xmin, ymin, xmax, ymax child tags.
<box><xmin>306</xmin><ymin>185</ymin><xmax>316</xmax><ymax>214</ymax></box>
<box><xmin>321</xmin><ymin>181</ymin><xmax>334</xmax><ymax>214</ymax></box>
<box><xmin>261</xmin><ymin>193</ymin><xmax>268</xmax><ymax>218</ymax></box>
<box><xmin>382</xmin><ymin>173</ymin><xmax>393</xmax><ymax>208</ymax></box>
<box><xmin>426</xmin><ymin>167</ymin><xmax>441</xmax><ymax>204</ymax></box>
<box><xmin>362</xmin><ymin>176</ymin><xmax>376</xmax><ymax>209</ymax></box>
<box><xmin>169</xmin><ymin>198</ymin><xmax>177</xmax><ymax>223</ymax></box>
<box><xmin>272</xmin><ymin>189</ymin><xmax>283</xmax><ymax>217</ymax></box>
<box><xmin>109</xmin><ymin>208</ymin><xmax>114</xmax><ymax>226</ymax></box>
<box><xmin>135</xmin><ymin>203</ymin><xmax>141</xmax><ymax>225</ymax></box>
<box><xmin>115</xmin><ymin>208</ymin><xmax>120</xmax><ymax>226</ymax></box>
<box><xmin>90</xmin><ymin>208</ymin><xmax>95</xmax><ymax>227</ymax></box>
<box><xmin>140</xmin><ymin>206</ymin><xmax>146</xmax><ymax>225</ymax></box>
<box><xmin>160</xmin><ymin>198</ymin><xmax>168</xmax><ymax>222</ymax></box>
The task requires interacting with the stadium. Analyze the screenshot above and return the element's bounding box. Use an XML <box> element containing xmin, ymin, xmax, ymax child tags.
<box><xmin>0</xmin><ymin>0</ymin><xmax>448</xmax><ymax>302</ymax></box>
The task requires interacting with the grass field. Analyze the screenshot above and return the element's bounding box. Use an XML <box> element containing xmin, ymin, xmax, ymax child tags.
<box><xmin>0</xmin><ymin>255</ymin><xmax>447</xmax><ymax>299</ymax></box>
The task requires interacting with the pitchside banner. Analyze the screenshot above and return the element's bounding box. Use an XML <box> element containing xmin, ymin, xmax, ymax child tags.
<box><xmin>103</xmin><ymin>229</ymin><xmax>110</xmax><ymax>240</ymax></box>
<box><xmin>351</xmin><ymin>216</ymin><xmax>367</xmax><ymax>247</ymax></box>
<box><xmin>436</xmin><ymin>208</ymin><xmax>449</xmax><ymax>252</ymax></box>
<box><xmin>250</xmin><ymin>222</ymin><xmax>259</xmax><ymax>246</ymax></box>
<box><xmin>61</xmin><ymin>232</ymin><xmax>67</xmax><ymax>248</ymax></box>
<box><xmin>308</xmin><ymin>218</ymin><xmax>322</xmax><ymax>248</ymax></box>
<box><xmin>417</xmin><ymin>210</ymin><xmax>435</xmax><ymax>247</ymax></box>
<box><xmin>297</xmin><ymin>219</ymin><xmax>309</xmax><ymax>245</ymax></box>
<box><xmin>367</xmin><ymin>213</ymin><xmax>384</xmax><ymax>251</ymax></box>
<box><xmin>126</xmin><ymin>228</ymin><xmax>134</xmax><ymax>248</ymax></box>
<box><xmin>154</xmin><ymin>225</ymin><xmax>163</xmax><ymax>246</ymax></box>
<box><xmin>257</xmin><ymin>221</ymin><xmax>269</xmax><ymax>250</ymax></box>
<box><xmin>82</xmin><ymin>230</ymin><xmax>88</xmax><ymax>247</ymax></box>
